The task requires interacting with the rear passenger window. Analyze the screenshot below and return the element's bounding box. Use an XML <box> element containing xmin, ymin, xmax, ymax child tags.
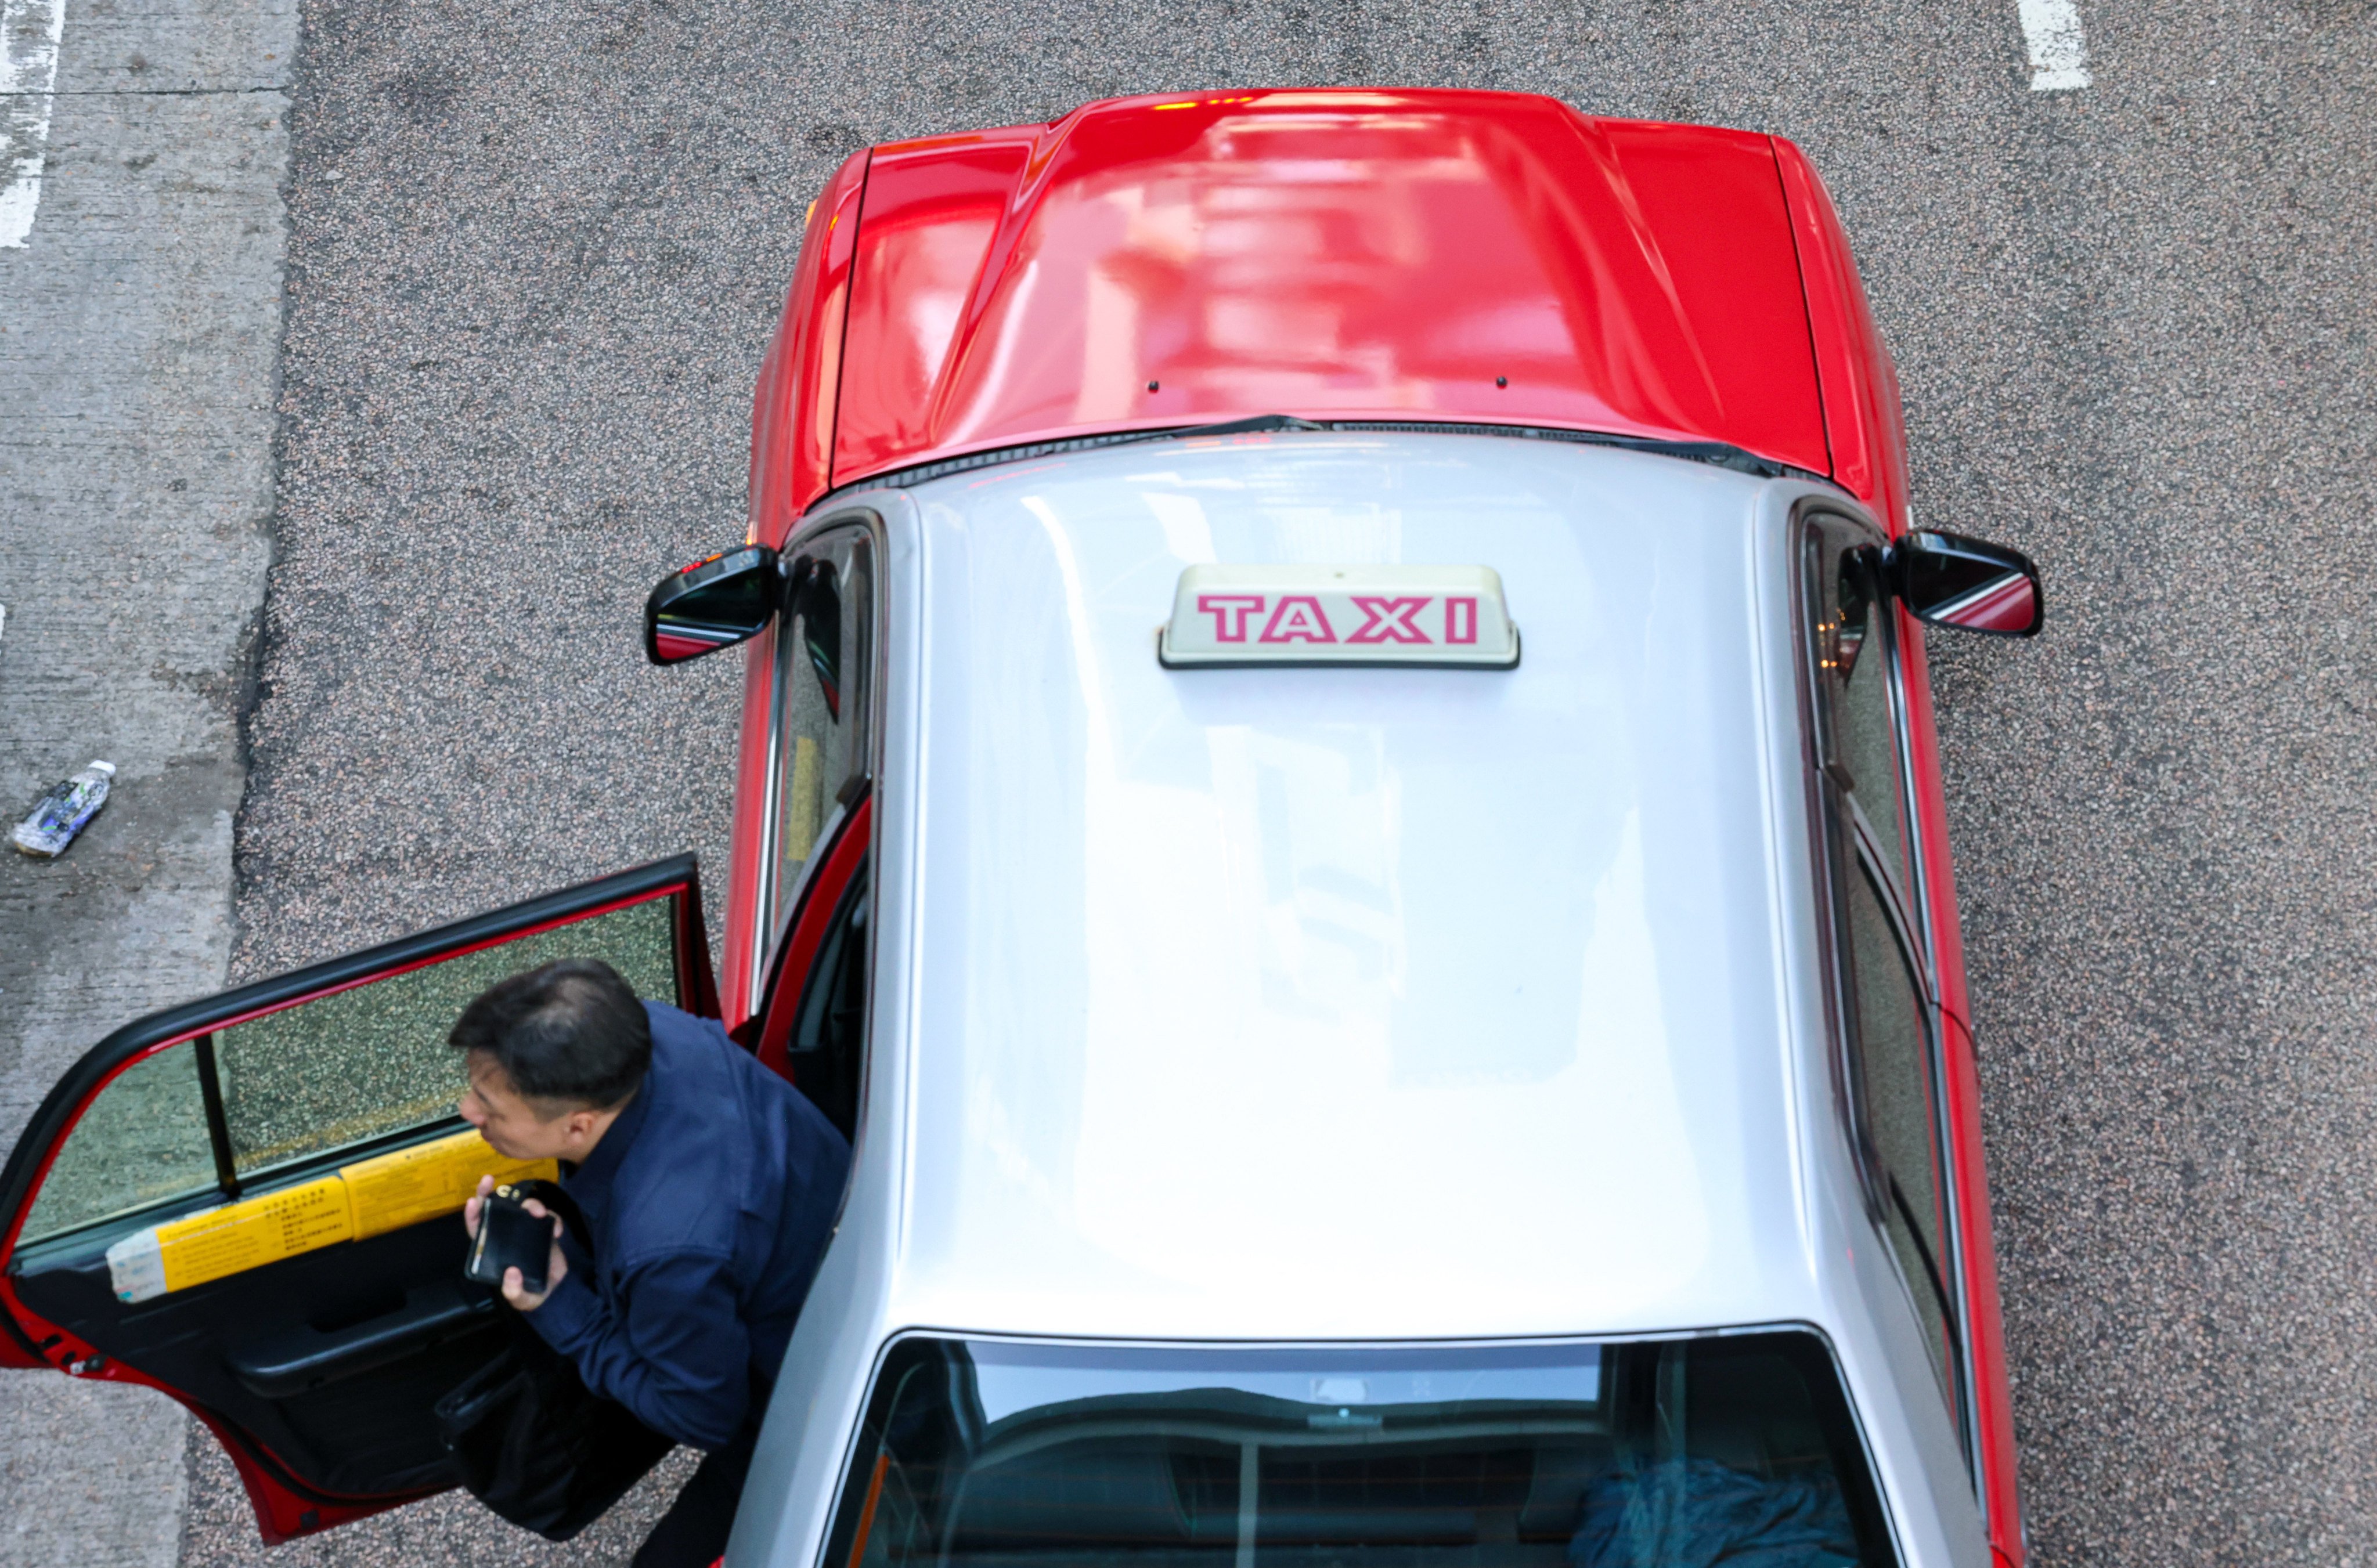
<box><xmin>21</xmin><ymin>897</ymin><xmax>684</xmax><ymax>1244</ymax></box>
<box><xmin>1845</xmin><ymin>859</ymin><xmax>1957</xmax><ymax>1404</ymax></box>
<box><xmin>22</xmin><ymin>1050</ymin><xmax>217</xmax><ymax>1242</ymax></box>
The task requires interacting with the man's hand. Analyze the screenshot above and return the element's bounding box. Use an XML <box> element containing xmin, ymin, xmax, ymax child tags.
<box><xmin>464</xmin><ymin>1174</ymin><xmax>569</xmax><ymax>1313</ymax></box>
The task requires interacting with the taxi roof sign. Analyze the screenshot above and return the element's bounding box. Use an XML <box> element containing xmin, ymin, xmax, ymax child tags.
<box><xmin>1159</xmin><ymin>564</ymin><xmax>1519</xmax><ymax>670</ymax></box>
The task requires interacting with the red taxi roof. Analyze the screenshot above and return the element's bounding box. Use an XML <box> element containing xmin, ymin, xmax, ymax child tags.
<box><xmin>753</xmin><ymin>90</ymin><xmax>1856</xmax><ymax>533</ymax></box>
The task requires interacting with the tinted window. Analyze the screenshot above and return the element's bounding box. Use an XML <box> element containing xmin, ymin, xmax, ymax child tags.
<box><xmin>1844</xmin><ymin>859</ymin><xmax>1956</xmax><ymax>1404</ymax></box>
<box><xmin>22</xmin><ymin>896</ymin><xmax>681</xmax><ymax>1242</ymax></box>
<box><xmin>20</xmin><ymin>1049</ymin><xmax>217</xmax><ymax>1242</ymax></box>
<box><xmin>1808</xmin><ymin>528</ymin><xmax>1914</xmax><ymax>908</ymax></box>
<box><xmin>773</xmin><ymin>529</ymin><xmax>874</xmax><ymax>951</ymax></box>
<box><xmin>214</xmin><ymin>900</ymin><xmax>677</xmax><ymax>1177</ymax></box>
<box><xmin>824</xmin><ymin>1335</ymin><xmax>1900</xmax><ymax>1568</ymax></box>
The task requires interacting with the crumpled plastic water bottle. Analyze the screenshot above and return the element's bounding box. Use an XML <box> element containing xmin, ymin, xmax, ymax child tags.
<box><xmin>11</xmin><ymin>761</ymin><xmax>116</xmax><ymax>858</ymax></box>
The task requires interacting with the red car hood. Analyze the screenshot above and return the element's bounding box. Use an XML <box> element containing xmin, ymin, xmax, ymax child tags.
<box><xmin>778</xmin><ymin>89</ymin><xmax>1838</xmax><ymax>512</ymax></box>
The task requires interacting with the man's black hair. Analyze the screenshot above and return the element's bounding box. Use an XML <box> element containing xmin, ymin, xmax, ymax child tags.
<box><xmin>449</xmin><ymin>958</ymin><xmax>652</xmax><ymax>1110</ymax></box>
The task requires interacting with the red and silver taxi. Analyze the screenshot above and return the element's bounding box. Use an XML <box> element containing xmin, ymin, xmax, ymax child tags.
<box><xmin>0</xmin><ymin>91</ymin><xmax>2041</xmax><ymax>1567</ymax></box>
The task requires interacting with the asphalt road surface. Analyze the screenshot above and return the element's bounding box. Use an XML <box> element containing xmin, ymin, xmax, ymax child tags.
<box><xmin>0</xmin><ymin>0</ymin><xmax>291</xmax><ymax>1562</ymax></box>
<box><xmin>7</xmin><ymin>0</ymin><xmax>2375</xmax><ymax>1562</ymax></box>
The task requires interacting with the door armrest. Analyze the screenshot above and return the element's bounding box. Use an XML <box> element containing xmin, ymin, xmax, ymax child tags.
<box><xmin>229</xmin><ymin>1280</ymin><xmax>496</xmax><ymax>1399</ymax></box>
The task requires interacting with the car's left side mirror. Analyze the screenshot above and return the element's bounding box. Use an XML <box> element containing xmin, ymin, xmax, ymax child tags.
<box><xmin>1886</xmin><ymin>530</ymin><xmax>2043</xmax><ymax>638</ymax></box>
<box><xmin>645</xmin><ymin>545</ymin><xmax>782</xmax><ymax>665</ymax></box>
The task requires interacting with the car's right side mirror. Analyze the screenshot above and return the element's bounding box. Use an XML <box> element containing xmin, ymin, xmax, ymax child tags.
<box><xmin>645</xmin><ymin>545</ymin><xmax>782</xmax><ymax>665</ymax></box>
<box><xmin>1887</xmin><ymin>530</ymin><xmax>2044</xmax><ymax>638</ymax></box>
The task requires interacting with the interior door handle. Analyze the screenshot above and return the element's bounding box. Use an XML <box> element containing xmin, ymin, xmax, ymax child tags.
<box><xmin>229</xmin><ymin>1281</ymin><xmax>497</xmax><ymax>1399</ymax></box>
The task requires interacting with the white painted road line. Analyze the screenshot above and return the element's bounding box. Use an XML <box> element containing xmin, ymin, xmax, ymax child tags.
<box><xmin>0</xmin><ymin>0</ymin><xmax>64</xmax><ymax>248</ymax></box>
<box><xmin>2018</xmin><ymin>0</ymin><xmax>2092</xmax><ymax>91</ymax></box>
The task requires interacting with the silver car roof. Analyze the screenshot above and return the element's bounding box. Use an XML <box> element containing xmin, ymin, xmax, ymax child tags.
<box><xmin>878</xmin><ymin>430</ymin><xmax>1835</xmax><ymax>1340</ymax></box>
<box><xmin>742</xmin><ymin>431</ymin><xmax>1990</xmax><ymax>1567</ymax></box>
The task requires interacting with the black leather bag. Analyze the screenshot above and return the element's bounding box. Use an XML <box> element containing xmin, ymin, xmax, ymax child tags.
<box><xmin>434</xmin><ymin>1180</ymin><xmax>675</xmax><ymax>1541</ymax></box>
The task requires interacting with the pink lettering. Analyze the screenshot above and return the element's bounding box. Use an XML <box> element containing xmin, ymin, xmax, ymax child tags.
<box><xmin>1348</xmin><ymin>595</ymin><xmax>1433</xmax><ymax>644</ymax></box>
<box><xmin>1445</xmin><ymin>597</ymin><xmax>1478</xmax><ymax>644</ymax></box>
<box><xmin>1259</xmin><ymin>595</ymin><xmax>1337</xmax><ymax>644</ymax></box>
<box><xmin>1197</xmin><ymin>594</ymin><xmax>1267</xmax><ymax>642</ymax></box>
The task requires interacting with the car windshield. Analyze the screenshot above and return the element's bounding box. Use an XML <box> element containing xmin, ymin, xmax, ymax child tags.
<box><xmin>823</xmin><ymin>1333</ymin><xmax>1898</xmax><ymax>1568</ymax></box>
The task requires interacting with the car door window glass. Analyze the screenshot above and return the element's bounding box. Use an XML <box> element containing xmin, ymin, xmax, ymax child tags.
<box><xmin>1844</xmin><ymin>855</ymin><xmax>1956</xmax><ymax>1403</ymax></box>
<box><xmin>1810</xmin><ymin>528</ymin><xmax>1916</xmax><ymax>909</ymax></box>
<box><xmin>21</xmin><ymin>896</ymin><xmax>681</xmax><ymax>1244</ymax></box>
<box><xmin>215</xmin><ymin>901</ymin><xmax>678</xmax><ymax>1178</ymax></box>
<box><xmin>774</xmin><ymin>530</ymin><xmax>874</xmax><ymax>950</ymax></box>
<box><xmin>19</xmin><ymin>1049</ymin><xmax>217</xmax><ymax>1243</ymax></box>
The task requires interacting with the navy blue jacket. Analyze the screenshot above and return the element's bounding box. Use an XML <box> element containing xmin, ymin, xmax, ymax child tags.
<box><xmin>529</xmin><ymin>1002</ymin><xmax>851</xmax><ymax>1450</ymax></box>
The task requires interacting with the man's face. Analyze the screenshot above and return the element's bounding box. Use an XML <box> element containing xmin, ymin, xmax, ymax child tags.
<box><xmin>459</xmin><ymin>1054</ymin><xmax>586</xmax><ymax>1161</ymax></box>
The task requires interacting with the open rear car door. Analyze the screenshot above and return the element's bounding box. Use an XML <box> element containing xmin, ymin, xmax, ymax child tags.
<box><xmin>3</xmin><ymin>500</ymin><xmax>889</xmax><ymax>1547</ymax></box>
<box><xmin>0</xmin><ymin>857</ymin><xmax>720</xmax><ymax>1542</ymax></box>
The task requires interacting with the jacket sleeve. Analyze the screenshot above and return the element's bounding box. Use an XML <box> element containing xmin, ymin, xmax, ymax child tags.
<box><xmin>528</xmin><ymin>1248</ymin><xmax>751</xmax><ymax>1450</ymax></box>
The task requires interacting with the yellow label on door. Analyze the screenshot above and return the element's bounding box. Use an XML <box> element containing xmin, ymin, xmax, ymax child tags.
<box><xmin>340</xmin><ymin>1129</ymin><xmax>554</xmax><ymax>1241</ymax></box>
<box><xmin>107</xmin><ymin>1128</ymin><xmax>558</xmax><ymax>1300</ymax></box>
<box><xmin>153</xmin><ymin>1175</ymin><xmax>354</xmax><ymax>1293</ymax></box>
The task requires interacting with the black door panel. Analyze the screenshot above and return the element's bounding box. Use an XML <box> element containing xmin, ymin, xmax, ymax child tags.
<box><xmin>232</xmin><ymin>1277</ymin><xmax>494</xmax><ymax>1400</ymax></box>
<box><xmin>13</xmin><ymin>1214</ymin><xmax>499</xmax><ymax>1497</ymax></box>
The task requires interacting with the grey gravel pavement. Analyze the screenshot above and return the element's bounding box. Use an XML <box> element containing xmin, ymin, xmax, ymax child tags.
<box><xmin>3</xmin><ymin>0</ymin><xmax>2371</xmax><ymax>1562</ymax></box>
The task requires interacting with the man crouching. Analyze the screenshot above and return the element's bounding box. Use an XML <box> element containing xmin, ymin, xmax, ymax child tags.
<box><xmin>452</xmin><ymin>958</ymin><xmax>850</xmax><ymax>1567</ymax></box>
